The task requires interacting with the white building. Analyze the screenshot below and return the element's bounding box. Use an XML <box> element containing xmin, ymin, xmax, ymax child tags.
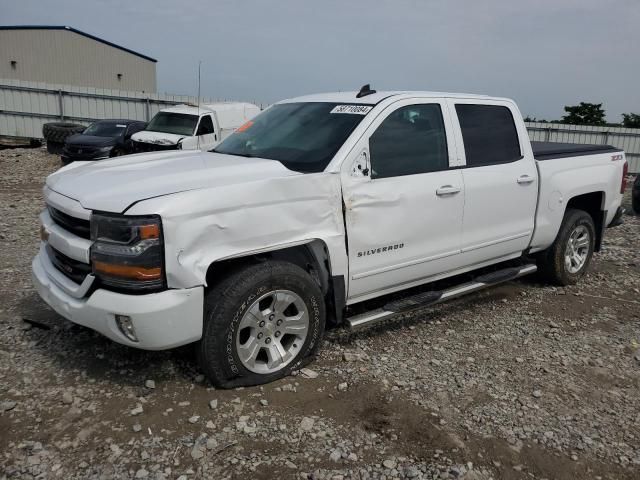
<box><xmin>0</xmin><ymin>25</ymin><xmax>157</xmax><ymax>92</ymax></box>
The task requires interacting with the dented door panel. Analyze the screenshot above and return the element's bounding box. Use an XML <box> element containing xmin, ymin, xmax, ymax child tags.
<box><xmin>343</xmin><ymin>170</ymin><xmax>465</xmax><ymax>299</ymax></box>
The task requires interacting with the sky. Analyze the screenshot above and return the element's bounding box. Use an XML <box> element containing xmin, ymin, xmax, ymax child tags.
<box><xmin>2</xmin><ymin>0</ymin><xmax>639</xmax><ymax>122</ymax></box>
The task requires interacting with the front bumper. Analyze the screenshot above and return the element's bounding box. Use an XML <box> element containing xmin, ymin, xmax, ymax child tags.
<box><xmin>31</xmin><ymin>247</ymin><xmax>204</xmax><ymax>350</ymax></box>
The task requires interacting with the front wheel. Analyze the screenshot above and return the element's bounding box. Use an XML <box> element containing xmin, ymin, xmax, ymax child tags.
<box><xmin>537</xmin><ymin>208</ymin><xmax>596</xmax><ymax>286</ymax></box>
<box><xmin>197</xmin><ymin>261</ymin><xmax>326</xmax><ymax>388</ymax></box>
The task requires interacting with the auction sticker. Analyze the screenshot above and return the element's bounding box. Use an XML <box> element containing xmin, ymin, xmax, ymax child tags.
<box><xmin>330</xmin><ymin>105</ymin><xmax>373</xmax><ymax>115</ymax></box>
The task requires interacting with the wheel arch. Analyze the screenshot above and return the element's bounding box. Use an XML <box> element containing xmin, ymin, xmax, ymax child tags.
<box><xmin>564</xmin><ymin>191</ymin><xmax>605</xmax><ymax>251</ymax></box>
<box><xmin>205</xmin><ymin>239</ymin><xmax>346</xmax><ymax>325</ymax></box>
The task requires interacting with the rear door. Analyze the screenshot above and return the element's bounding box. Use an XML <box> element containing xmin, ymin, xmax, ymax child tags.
<box><xmin>341</xmin><ymin>98</ymin><xmax>466</xmax><ymax>301</ymax></box>
<box><xmin>448</xmin><ymin>100</ymin><xmax>538</xmax><ymax>265</ymax></box>
<box><xmin>194</xmin><ymin>114</ymin><xmax>217</xmax><ymax>150</ymax></box>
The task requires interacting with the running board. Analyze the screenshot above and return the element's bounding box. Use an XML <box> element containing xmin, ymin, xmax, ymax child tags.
<box><xmin>346</xmin><ymin>264</ymin><xmax>537</xmax><ymax>329</ymax></box>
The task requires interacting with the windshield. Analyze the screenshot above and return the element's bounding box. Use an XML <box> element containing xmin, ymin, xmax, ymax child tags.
<box><xmin>83</xmin><ymin>122</ymin><xmax>126</xmax><ymax>137</ymax></box>
<box><xmin>146</xmin><ymin>112</ymin><xmax>198</xmax><ymax>136</ymax></box>
<box><xmin>213</xmin><ymin>102</ymin><xmax>371</xmax><ymax>173</ymax></box>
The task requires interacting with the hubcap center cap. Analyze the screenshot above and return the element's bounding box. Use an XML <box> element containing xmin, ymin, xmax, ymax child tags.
<box><xmin>263</xmin><ymin>321</ymin><xmax>276</xmax><ymax>336</ymax></box>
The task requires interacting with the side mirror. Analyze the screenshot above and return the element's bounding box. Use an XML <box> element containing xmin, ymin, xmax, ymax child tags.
<box><xmin>351</xmin><ymin>150</ymin><xmax>370</xmax><ymax>178</ymax></box>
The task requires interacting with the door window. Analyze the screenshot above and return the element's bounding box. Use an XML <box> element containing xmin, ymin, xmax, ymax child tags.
<box><xmin>196</xmin><ymin>115</ymin><xmax>215</xmax><ymax>136</ymax></box>
<box><xmin>369</xmin><ymin>104</ymin><xmax>448</xmax><ymax>179</ymax></box>
<box><xmin>455</xmin><ymin>104</ymin><xmax>521</xmax><ymax>166</ymax></box>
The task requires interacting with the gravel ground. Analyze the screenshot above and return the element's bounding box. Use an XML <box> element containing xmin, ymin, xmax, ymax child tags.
<box><xmin>1</xmin><ymin>147</ymin><xmax>639</xmax><ymax>480</ymax></box>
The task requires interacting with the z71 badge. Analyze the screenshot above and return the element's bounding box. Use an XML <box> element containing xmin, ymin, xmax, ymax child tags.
<box><xmin>357</xmin><ymin>243</ymin><xmax>404</xmax><ymax>257</ymax></box>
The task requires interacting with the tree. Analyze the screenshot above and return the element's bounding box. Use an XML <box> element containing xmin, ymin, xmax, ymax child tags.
<box><xmin>523</xmin><ymin>116</ymin><xmax>547</xmax><ymax>123</ymax></box>
<box><xmin>561</xmin><ymin>102</ymin><xmax>606</xmax><ymax>126</ymax></box>
<box><xmin>622</xmin><ymin>113</ymin><xmax>640</xmax><ymax>128</ymax></box>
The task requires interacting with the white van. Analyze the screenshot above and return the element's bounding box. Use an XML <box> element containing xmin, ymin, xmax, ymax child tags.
<box><xmin>132</xmin><ymin>102</ymin><xmax>260</xmax><ymax>152</ymax></box>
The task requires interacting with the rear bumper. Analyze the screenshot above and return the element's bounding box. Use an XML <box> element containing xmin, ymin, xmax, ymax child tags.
<box><xmin>32</xmin><ymin>247</ymin><xmax>204</xmax><ymax>350</ymax></box>
<box><xmin>608</xmin><ymin>206</ymin><xmax>625</xmax><ymax>228</ymax></box>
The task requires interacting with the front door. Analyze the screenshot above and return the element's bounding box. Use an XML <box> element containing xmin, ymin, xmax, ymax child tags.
<box><xmin>341</xmin><ymin>99</ymin><xmax>465</xmax><ymax>301</ymax></box>
<box><xmin>195</xmin><ymin>114</ymin><xmax>217</xmax><ymax>150</ymax></box>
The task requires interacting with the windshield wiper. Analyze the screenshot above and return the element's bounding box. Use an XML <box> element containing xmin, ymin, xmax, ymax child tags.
<box><xmin>210</xmin><ymin>149</ymin><xmax>256</xmax><ymax>158</ymax></box>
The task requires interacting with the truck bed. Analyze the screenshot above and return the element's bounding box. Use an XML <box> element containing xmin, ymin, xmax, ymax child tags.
<box><xmin>532</xmin><ymin>141</ymin><xmax>622</xmax><ymax>161</ymax></box>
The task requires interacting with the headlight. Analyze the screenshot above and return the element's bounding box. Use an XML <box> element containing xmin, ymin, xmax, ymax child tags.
<box><xmin>90</xmin><ymin>213</ymin><xmax>165</xmax><ymax>292</ymax></box>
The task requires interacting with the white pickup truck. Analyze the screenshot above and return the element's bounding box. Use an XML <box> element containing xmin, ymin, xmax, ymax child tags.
<box><xmin>33</xmin><ymin>86</ymin><xmax>628</xmax><ymax>388</ymax></box>
<box><xmin>131</xmin><ymin>102</ymin><xmax>260</xmax><ymax>152</ymax></box>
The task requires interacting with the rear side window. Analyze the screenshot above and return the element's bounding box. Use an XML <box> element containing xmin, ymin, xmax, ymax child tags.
<box><xmin>369</xmin><ymin>104</ymin><xmax>449</xmax><ymax>179</ymax></box>
<box><xmin>197</xmin><ymin>115</ymin><xmax>215</xmax><ymax>135</ymax></box>
<box><xmin>455</xmin><ymin>104</ymin><xmax>521</xmax><ymax>166</ymax></box>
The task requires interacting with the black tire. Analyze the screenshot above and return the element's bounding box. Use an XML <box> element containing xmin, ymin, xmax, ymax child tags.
<box><xmin>537</xmin><ymin>208</ymin><xmax>596</xmax><ymax>286</ymax></box>
<box><xmin>197</xmin><ymin>261</ymin><xmax>326</xmax><ymax>388</ymax></box>
<box><xmin>42</xmin><ymin>122</ymin><xmax>84</xmax><ymax>144</ymax></box>
<box><xmin>46</xmin><ymin>141</ymin><xmax>64</xmax><ymax>155</ymax></box>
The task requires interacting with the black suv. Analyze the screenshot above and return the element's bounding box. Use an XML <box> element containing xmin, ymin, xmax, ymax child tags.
<box><xmin>62</xmin><ymin>120</ymin><xmax>147</xmax><ymax>165</ymax></box>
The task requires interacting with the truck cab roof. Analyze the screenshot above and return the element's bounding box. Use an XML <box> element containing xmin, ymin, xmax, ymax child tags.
<box><xmin>281</xmin><ymin>90</ymin><xmax>497</xmax><ymax>105</ymax></box>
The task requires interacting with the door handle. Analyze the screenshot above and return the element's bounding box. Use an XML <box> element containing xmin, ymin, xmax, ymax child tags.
<box><xmin>436</xmin><ymin>185</ymin><xmax>461</xmax><ymax>196</ymax></box>
<box><xmin>517</xmin><ymin>175</ymin><xmax>535</xmax><ymax>185</ymax></box>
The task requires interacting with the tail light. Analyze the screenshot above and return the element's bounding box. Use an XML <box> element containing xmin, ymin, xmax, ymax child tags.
<box><xmin>621</xmin><ymin>161</ymin><xmax>628</xmax><ymax>194</ymax></box>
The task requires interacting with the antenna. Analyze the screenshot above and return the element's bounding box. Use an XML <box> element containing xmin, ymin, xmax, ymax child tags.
<box><xmin>197</xmin><ymin>61</ymin><xmax>201</xmax><ymax>150</ymax></box>
<box><xmin>356</xmin><ymin>84</ymin><xmax>376</xmax><ymax>98</ymax></box>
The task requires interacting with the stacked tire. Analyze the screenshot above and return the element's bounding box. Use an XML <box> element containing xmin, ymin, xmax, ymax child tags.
<box><xmin>42</xmin><ymin>122</ymin><xmax>85</xmax><ymax>155</ymax></box>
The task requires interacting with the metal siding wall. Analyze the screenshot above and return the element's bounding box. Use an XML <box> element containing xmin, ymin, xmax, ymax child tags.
<box><xmin>525</xmin><ymin>121</ymin><xmax>640</xmax><ymax>173</ymax></box>
<box><xmin>0</xmin><ymin>29</ymin><xmax>156</xmax><ymax>92</ymax></box>
<box><xmin>0</xmin><ymin>78</ymin><xmax>259</xmax><ymax>139</ymax></box>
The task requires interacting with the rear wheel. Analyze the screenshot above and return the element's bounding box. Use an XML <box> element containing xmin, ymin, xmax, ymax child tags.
<box><xmin>537</xmin><ymin>208</ymin><xmax>595</xmax><ymax>285</ymax></box>
<box><xmin>197</xmin><ymin>261</ymin><xmax>325</xmax><ymax>388</ymax></box>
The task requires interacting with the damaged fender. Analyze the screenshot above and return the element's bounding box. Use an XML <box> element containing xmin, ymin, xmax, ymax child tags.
<box><xmin>126</xmin><ymin>172</ymin><xmax>348</xmax><ymax>293</ymax></box>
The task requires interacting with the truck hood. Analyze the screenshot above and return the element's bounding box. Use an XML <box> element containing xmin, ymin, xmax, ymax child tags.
<box><xmin>46</xmin><ymin>150</ymin><xmax>300</xmax><ymax>212</ymax></box>
<box><xmin>131</xmin><ymin>130</ymin><xmax>187</xmax><ymax>145</ymax></box>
